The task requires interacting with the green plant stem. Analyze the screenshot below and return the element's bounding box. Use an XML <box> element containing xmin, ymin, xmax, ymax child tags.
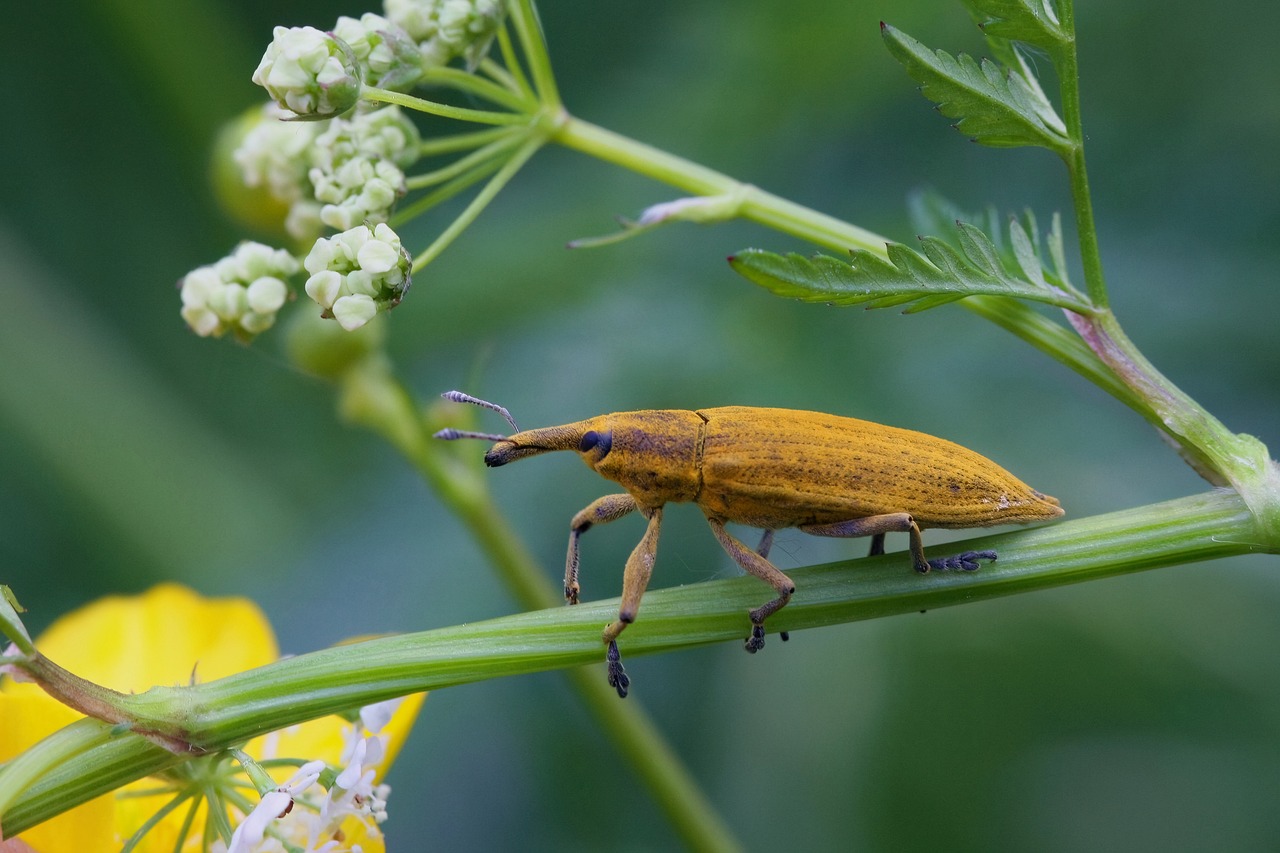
<box><xmin>554</xmin><ymin>117</ymin><xmax>887</xmax><ymax>254</ymax></box>
<box><xmin>1053</xmin><ymin>0</ymin><xmax>1108</xmax><ymax>309</ymax></box>
<box><xmin>510</xmin><ymin>0</ymin><xmax>561</xmax><ymax>109</ymax></box>
<box><xmin>2</xmin><ymin>489</ymin><xmax>1263</xmax><ymax>836</ymax></box>
<box><xmin>410</xmin><ymin>133</ymin><xmax>546</xmax><ymax>273</ymax></box>
<box><xmin>361</xmin><ymin>86</ymin><xmax>527</xmax><ymax>125</ymax></box>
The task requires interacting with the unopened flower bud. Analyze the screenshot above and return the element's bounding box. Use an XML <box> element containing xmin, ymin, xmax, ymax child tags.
<box><xmin>179</xmin><ymin>242</ymin><xmax>299</xmax><ymax>340</ymax></box>
<box><xmin>253</xmin><ymin>26</ymin><xmax>362</xmax><ymax>119</ymax></box>
<box><xmin>302</xmin><ymin>224</ymin><xmax>412</xmax><ymax>330</ymax></box>
<box><xmin>383</xmin><ymin>0</ymin><xmax>506</xmax><ymax>69</ymax></box>
<box><xmin>333</xmin><ymin>12</ymin><xmax>424</xmax><ymax>90</ymax></box>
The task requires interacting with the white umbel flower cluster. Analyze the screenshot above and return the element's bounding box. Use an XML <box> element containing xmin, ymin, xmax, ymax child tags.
<box><xmin>179</xmin><ymin>242</ymin><xmax>298</xmax><ymax>339</ymax></box>
<box><xmin>383</xmin><ymin>0</ymin><xmax>506</xmax><ymax>68</ymax></box>
<box><xmin>303</xmin><ymin>224</ymin><xmax>412</xmax><ymax>330</ymax></box>
<box><xmin>310</xmin><ymin>106</ymin><xmax>420</xmax><ymax>233</ymax></box>
<box><xmin>232</xmin><ymin>105</ymin><xmax>419</xmax><ymax>241</ymax></box>
<box><xmin>252</xmin><ymin>25</ymin><xmax>362</xmax><ymax>119</ymax></box>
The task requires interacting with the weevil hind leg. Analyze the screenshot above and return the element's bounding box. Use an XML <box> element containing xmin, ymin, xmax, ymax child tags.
<box><xmin>566</xmin><ymin>494</ymin><xmax>638</xmax><ymax>604</ymax></box>
<box><xmin>601</xmin><ymin>505</ymin><xmax>663</xmax><ymax>698</ymax></box>
<box><xmin>802</xmin><ymin>512</ymin><xmax>930</xmax><ymax>573</ymax></box>
<box><xmin>802</xmin><ymin>514</ymin><xmax>997</xmax><ymax>574</ymax></box>
<box><xmin>706</xmin><ymin>518</ymin><xmax>795</xmax><ymax>654</ymax></box>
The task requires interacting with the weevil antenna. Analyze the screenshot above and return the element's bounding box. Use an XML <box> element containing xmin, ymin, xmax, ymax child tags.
<box><xmin>434</xmin><ymin>427</ymin><xmax>511</xmax><ymax>442</ymax></box>
<box><xmin>440</xmin><ymin>390</ymin><xmax>520</xmax><ymax>432</ymax></box>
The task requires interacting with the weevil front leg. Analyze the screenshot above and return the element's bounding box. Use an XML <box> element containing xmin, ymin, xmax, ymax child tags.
<box><xmin>706</xmin><ymin>518</ymin><xmax>795</xmax><ymax>654</ymax></box>
<box><xmin>601</xmin><ymin>505</ymin><xmax>664</xmax><ymax>698</ymax></box>
<box><xmin>566</xmin><ymin>493</ymin><xmax>638</xmax><ymax>604</ymax></box>
<box><xmin>801</xmin><ymin>513</ymin><xmax>996</xmax><ymax>573</ymax></box>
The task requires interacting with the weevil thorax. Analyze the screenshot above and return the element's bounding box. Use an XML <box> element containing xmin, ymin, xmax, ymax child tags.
<box><xmin>581</xmin><ymin>410</ymin><xmax>704</xmax><ymax>507</ymax></box>
<box><xmin>487</xmin><ymin>410</ymin><xmax>705</xmax><ymax>508</ymax></box>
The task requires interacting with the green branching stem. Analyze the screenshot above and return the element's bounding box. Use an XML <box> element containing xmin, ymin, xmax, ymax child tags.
<box><xmin>553</xmin><ymin>117</ymin><xmax>887</xmax><ymax>254</ymax></box>
<box><xmin>1</xmin><ymin>490</ymin><xmax>1260</xmax><ymax>836</ymax></box>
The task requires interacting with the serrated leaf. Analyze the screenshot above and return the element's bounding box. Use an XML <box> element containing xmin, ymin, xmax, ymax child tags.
<box><xmin>729</xmin><ymin>223</ymin><xmax>1094</xmax><ymax>315</ymax></box>
<box><xmin>881</xmin><ymin>22</ymin><xmax>1070</xmax><ymax>153</ymax></box>
<box><xmin>964</xmin><ymin>0</ymin><xmax>1067</xmax><ymax>52</ymax></box>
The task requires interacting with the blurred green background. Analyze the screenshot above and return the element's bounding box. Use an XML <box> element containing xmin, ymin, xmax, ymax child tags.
<box><xmin>3</xmin><ymin>0</ymin><xmax>1279</xmax><ymax>850</ymax></box>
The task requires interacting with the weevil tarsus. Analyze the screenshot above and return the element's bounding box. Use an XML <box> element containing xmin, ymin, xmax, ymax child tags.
<box><xmin>606</xmin><ymin>639</ymin><xmax>629</xmax><ymax>698</ymax></box>
<box><xmin>928</xmin><ymin>549</ymin><xmax>998</xmax><ymax>572</ymax></box>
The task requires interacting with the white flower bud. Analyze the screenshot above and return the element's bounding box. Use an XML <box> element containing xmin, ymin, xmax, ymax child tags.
<box><xmin>253</xmin><ymin>26</ymin><xmax>362</xmax><ymax>119</ymax></box>
<box><xmin>302</xmin><ymin>225</ymin><xmax>412</xmax><ymax>328</ymax></box>
<box><xmin>383</xmin><ymin>0</ymin><xmax>506</xmax><ymax>69</ymax></box>
<box><xmin>179</xmin><ymin>242</ymin><xmax>300</xmax><ymax>340</ymax></box>
<box><xmin>333</xmin><ymin>294</ymin><xmax>379</xmax><ymax>330</ymax></box>
<box><xmin>333</xmin><ymin>13</ymin><xmax>424</xmax><ymax>90</ymax></box>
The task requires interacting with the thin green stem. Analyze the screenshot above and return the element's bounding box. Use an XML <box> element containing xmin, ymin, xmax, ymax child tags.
<box><xmin>389</xmin><ymin>157</ymin><xmax>505</xmax><ymax>227</ymax></box>
<box><xmin>1054</xmin><ymin>0</ymin><xmax>1108</xmax><ymax>309</ymax></box>
<box><xmin>510</xmin><ymin>0</ymin><xmax>561</xmax><ymax>109</ymax></box>
<box><xmin>405</xmin><ymin>132</ymin><xmax>529</xmax><ymax>191</ymax></box>
<box><xmin>411</xmin><ymin>133</ymin><xmax>545</xmax><ymax>272</ymax></box>
<box><xmin>554</xmin><ymin>116</ymin><xmax>888</xmax><ymax>254</ymax></box>
<box><xmin>477</xmin><ymin>56</ymin><xmax>528</xmax><ymax>102</ymax></box>
<box><xmin>418</xmin><ymin>65</ymin><xmax>535</xmax><ymax>113</ymax></box>
<box><xmin>2</xmin><ymin>491</ymin><xmax>1263</xmax><ymax>836</ymax></box>
<box><xmin>494</xmin><ymin>25</ymin><xmax>535</xmax><ymax>102</ymax></box>
<box><xmin>361</xmin><ymin>86</ymin><xmax>526</xmax><ymax>125</ymax></box>
<box><xmin>417</xmin><ymin>126</ymin><xmax>523</xmax><ymax>158</ymax></box>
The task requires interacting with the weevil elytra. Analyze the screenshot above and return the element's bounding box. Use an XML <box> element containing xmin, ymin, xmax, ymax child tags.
<box><xmin>436</xmin><ymin>391</ymin><xmax>1063</xmax><ymax>697</ymax></box>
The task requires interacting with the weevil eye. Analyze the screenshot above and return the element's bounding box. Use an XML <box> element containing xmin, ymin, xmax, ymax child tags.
<box><xmin>579</xmin><ymin>429</ymin><xmax>612</xmax><ymax>459</ymax></box>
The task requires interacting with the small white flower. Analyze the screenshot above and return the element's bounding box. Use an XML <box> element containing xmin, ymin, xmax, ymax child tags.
<box><xmin>333</xmin><ymin>294</ymin><xmax>378</xmax><ymax>330</ymax></box>
<box><xmin>306</xmin><ymin>107</ymin><xmax>419</xmax><ymax>231</ymax></box>
<box><xmin>179</xmin><ymin>242</ymin><xmax>299</xmax><ymax>340</ymax></box>
<box><xmin>383</xmin><ymin>0</ymin><xmax>505</xmax><ymax>68</ymax></box>
<box><xmin>253</xmin><ymin>26</ymin><xmax>362</xmax><ymax>118</ymax></box>
<box><xmin>333</xmin><ymin>12</ymin><xmax>423</xmax><ymax>89</ymax></box>
<box><xmin>302</xmin><ymin>224</ymin><xmax>411</xmax><ymax>329</ymax></box>
<box><xmin>234</xmin><ymin>105</ymin><xmax>317</xmax><ymax>201</ymax></box>
<box><xmin>226</xmin><ymin>760</ymin><xmax>325</xmax><ymax>853</ymax></box>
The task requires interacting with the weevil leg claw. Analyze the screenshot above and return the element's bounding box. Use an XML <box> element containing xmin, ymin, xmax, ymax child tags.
<box><xmin>927</xmin><ymin>549</ymin><xmax>998</xmax><ymax>572</ymax></box>
<box><xmin>606</xmin><ymin>640</ymin><xmax>630</xmax><ymax>698</ymax></box>
<box><xmin>745</xmin><ymin>623</ymin><xmax>766</xmax><ymax>654</ymax></box>
<box><xmin>780</xmin><ymin>631</ymin><xmax>790</xmax><ymax>642</ymax></box>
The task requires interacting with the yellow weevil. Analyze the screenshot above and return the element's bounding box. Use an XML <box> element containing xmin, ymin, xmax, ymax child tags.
<box><xmin>436</xmin><ymin>391</ymin><xmax>1063</xmax><ymax>697</ymax></box>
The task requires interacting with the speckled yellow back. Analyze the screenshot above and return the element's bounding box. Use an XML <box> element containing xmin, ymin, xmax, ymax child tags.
<box><xmin>694</xmin><ymin>407</ymin><xmax>1062</xmax><ymax>530</ymax></box>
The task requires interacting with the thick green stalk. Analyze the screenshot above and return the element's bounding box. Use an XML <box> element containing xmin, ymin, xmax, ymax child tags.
<box><xmin>2</xmin><ymin>490</ymin><xmax>1262</xmax><ymax>835</ymax></box>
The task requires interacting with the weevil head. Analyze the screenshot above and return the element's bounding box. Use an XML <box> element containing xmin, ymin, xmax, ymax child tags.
<box><xmin>486</xmin><ymin>410</ymin><xmax>704</xmax><ymax>506</ymax></box>
<box><xmin>482</xmin><ymin>421</ymin><xmax>593</xmax><ymax>467</ymax></box>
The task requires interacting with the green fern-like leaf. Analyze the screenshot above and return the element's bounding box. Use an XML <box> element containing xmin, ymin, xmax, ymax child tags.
<box><xmin>729</xmin><ymin>221</ymin><xmax>1092</xmax><ymax>314</ymax></box>
<box><xmin>964</xmin><ymin>0</ymin><xmax>1068</xmax><ymax>53</ymax></box>
<box><xmin>881</xmin><ymin>22</ymin><xmax>1069</xmax><ymax>153</ymax></box>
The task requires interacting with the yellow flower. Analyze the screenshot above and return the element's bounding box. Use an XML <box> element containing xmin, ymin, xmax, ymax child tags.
<box><xmin>0</xmin><ymin>584</ymin><xmax>425</xmax><ymax>852</ymax></box>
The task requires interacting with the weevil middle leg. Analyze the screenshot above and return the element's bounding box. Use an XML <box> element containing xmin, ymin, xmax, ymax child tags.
<box><xmin>705</xmin><ymin>517</ymin><xmax>796</xmax><ymax>654</ymax></box>
<box><xmin>753</xmin><ymin>529</ymin><xmax>789</xmax><ymax>642</ymax></box>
